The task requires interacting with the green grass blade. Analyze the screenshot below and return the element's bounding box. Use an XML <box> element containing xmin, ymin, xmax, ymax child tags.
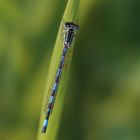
<box><xmin>37</xmin><ymin>0</ymin><xmax>80</xmax><ymax>140</ymax></box>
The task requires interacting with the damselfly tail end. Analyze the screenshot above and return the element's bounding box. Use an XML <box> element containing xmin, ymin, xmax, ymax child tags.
<box><xmin>41</xmin><ymin>119</ymin><xmax>48</xmax><ymax>134</ymax></box>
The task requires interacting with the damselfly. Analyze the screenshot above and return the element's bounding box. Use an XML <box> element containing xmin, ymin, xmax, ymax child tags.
<box><xmin>41</xmin><ymin>21</ymin><xmax>79</xmax><ymax>133</ymax></box>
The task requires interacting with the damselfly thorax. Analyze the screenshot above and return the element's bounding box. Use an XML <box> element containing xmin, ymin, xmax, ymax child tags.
<box><xmin>41</xmin><ymin>21</ymin><xmax>79</xmax><ymax>134</ymax></box>
<box><xmin>63</xmin><ymin>22</ymin><xmax>79</xmax><ymax>46</ymax></box>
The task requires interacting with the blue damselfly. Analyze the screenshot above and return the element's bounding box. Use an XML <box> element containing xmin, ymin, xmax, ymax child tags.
<box><xmin>41</xmin><ymin>21</ymin><xmax>79</xmax><ymax>133</ymax></box>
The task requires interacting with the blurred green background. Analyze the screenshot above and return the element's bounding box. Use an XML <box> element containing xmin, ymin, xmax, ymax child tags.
<box><xmin>0</xmin><ymin>0</ymin><xmax>140</xmax><ymax>140</ymax></box>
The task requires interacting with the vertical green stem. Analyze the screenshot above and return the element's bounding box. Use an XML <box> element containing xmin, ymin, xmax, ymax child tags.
<box><xmin>36</xmin><ymin>0</ymin><xmax>79</xmax><ymax>140</ymax></box>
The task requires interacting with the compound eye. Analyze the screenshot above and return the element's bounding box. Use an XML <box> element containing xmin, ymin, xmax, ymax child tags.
<box><xmin>64</xmin><ymin>22</ymin><xmax>70</xmax><ymax>28</ymax></box>
<box><xmin>76</xmin><ymin>25</ymin><xmax>79</xmax><ymax>30</ymax></box>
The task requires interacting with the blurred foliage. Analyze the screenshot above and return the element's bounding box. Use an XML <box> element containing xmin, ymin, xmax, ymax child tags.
<box><xmin>0</xmin><ymin>0</ymin><xmax>140</xmax><ymax>140</ymax></box>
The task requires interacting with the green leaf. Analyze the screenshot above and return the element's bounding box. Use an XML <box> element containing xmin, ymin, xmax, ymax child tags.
<box><xmin>37</xmin><ymin>0</ymin><xmax>80</xmax><ymax>140</ymax></box>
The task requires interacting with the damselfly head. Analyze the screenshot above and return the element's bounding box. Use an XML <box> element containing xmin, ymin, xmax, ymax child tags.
<box><xmin>62</xmin><ymin>21</ymin><xmax>79</xmax><ymax>46</ymax></box>
<box><xmin>64</xmin><ymin>22</ymin><xmax>79</xmax><ymax>30</ymax></box>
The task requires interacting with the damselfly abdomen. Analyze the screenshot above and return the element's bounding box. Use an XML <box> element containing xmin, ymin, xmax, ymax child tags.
<box><xmin>42</xmin><ymin>21</ymin><xmax>79</xmax><ymax>133</ymax></box>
